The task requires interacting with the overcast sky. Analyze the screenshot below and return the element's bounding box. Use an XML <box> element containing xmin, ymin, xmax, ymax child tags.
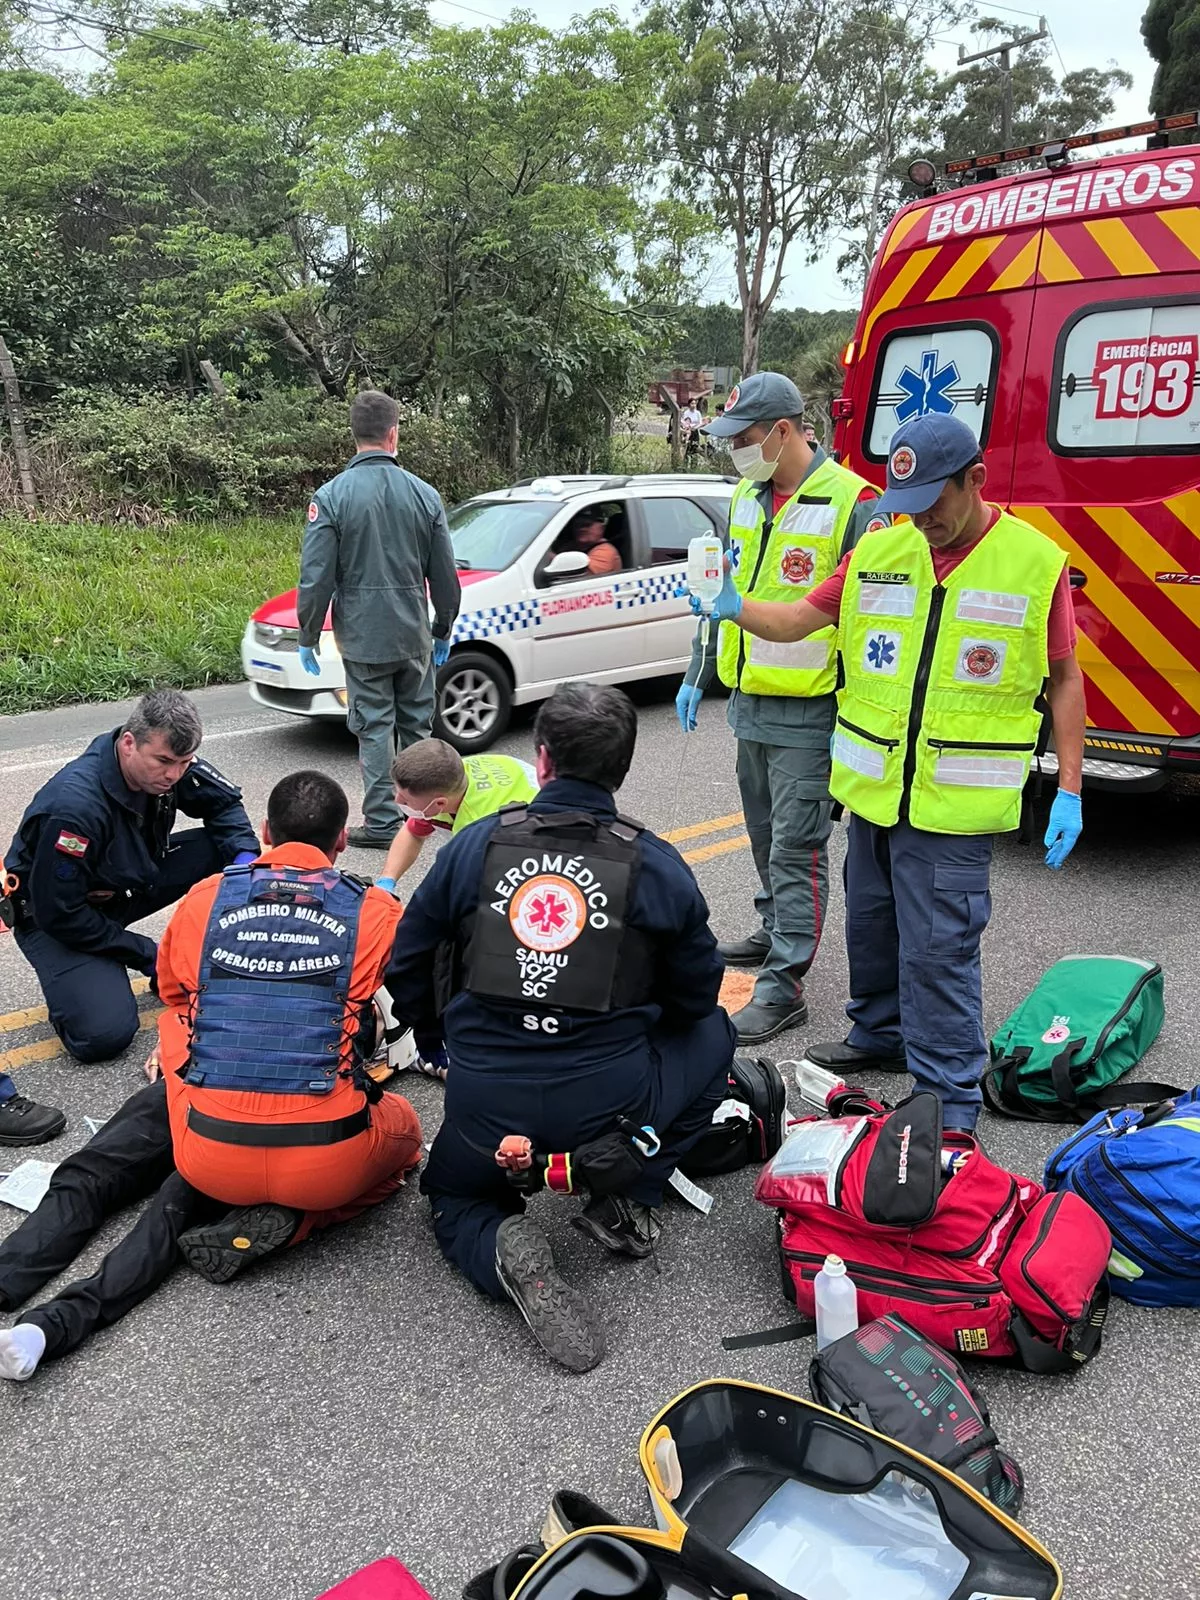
<box><xmin>426</xmin><ymin>0</ymin><xmax>1160</xmax><ymax>312</ymax></box>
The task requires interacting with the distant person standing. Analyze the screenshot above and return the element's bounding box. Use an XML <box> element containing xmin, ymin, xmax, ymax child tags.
<box><xmin>297</xmin><ymin>391</ymin><xmax>461</xmax><ymax>849</ymax></box>
<box><xmin>680</xmin><ymin>401</ymin><xmax>703</xmax><ymax>458</ymax></box>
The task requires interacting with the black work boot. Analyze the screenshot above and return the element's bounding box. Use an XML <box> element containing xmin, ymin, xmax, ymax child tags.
<box><xmin>495</xmin><ymin>1214</ymin><xmax>604</xmax><ymax>1373</ymax></box>
<box><xmin>346</xmin><ymin>825</ymin><xmax>397</xmax><ymax>850</ymax></box>
<box><xmin>804</xmin><ymin>1038</ymin><xmax>909</xmax><ymax>1075</ymax></box>
<box><xmin>178</xmin><ymin>1204</ymin><xmax>300</xmax><ymax>1284</ymax></box>
<box><xmin>717</xmin><ymin>931</ymin><xmax>771</xmax><ymax>967</ymax></box>
<box><xmin>574</xmin><ymin>1194</ymin><xmax>663</xmax><ymax>1260</ymax></box>
<box><xmin>731</xmin><ymin>996</ymin><xmax>808</xmax><ymax>1044</ymax></box>
<box><xmin>0</xmin><ymin>1093</ymin><xmax>66</xmax><ymax>1147</ymax></box>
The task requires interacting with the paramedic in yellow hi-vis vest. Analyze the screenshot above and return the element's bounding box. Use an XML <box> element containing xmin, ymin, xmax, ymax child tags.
<box><xmin>688</xmin><ymin>413</ymin><xmax>1085</xmax><ymax>1131</ymax></box>
<box><xmin>676</xmin><ymin>373</ymin><xmax>888</xmax><ymax>1046</ymax></box>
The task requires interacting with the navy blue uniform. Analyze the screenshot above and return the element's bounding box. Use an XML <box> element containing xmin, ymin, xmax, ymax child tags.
<box><xmin>384</xmin><ymin>777</ymin><xmax>735</xmax><ymax>1297</ymax></box>
<box><xmin>3</xmin><ymin>730</ymin><xmax>258</xmax><ymax>1066</ymax></box>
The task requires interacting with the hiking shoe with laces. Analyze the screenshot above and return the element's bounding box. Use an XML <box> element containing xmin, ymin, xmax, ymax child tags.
<box><xmin>573</xmin><ymin>1194</ymin><xmax>663</xmax><ymax>1260</ymax></box>
<box><xmin>178</xmin><ymin>1204</ymin><xmax>300</xmax><ymax>1284</ymax></box>
<box><xmin>494</xmin><ymin>1214</ymin><xmax>604</xmax><ymax>1373</ymax></box>
<box><xmin>0</xmin><ymin>1093</ymin><xmax>65</xmax><ymax>1147</ymax></box>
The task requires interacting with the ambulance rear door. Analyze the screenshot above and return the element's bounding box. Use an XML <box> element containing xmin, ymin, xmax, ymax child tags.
<box><xmin>1013</xmin><ymin>151</ymin><xmax>1200</xmax><ymax>749</ymax></box>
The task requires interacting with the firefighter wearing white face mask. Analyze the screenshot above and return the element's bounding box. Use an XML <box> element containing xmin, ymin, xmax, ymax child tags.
<box><xmin>677</xmin><ymin>372</ymin><xmax>888</xmax><ymax>1046</ymax></box>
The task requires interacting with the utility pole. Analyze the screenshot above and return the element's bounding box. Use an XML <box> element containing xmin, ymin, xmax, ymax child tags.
<box><xmin>958</xmin><ymin>16</ymin><xmax>1049</xmax><ymax>151</ymax></box>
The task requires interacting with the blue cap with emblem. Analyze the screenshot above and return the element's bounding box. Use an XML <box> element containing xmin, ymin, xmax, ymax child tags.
<box><xmin>702</xmin><ymin>371</ymin><xmax>805</xmax><ymax>437</ymax></box>
<box><xmin>876</xmin><ymin>414</ymin><xmax>982</xmax><ymax>515</ymax></box>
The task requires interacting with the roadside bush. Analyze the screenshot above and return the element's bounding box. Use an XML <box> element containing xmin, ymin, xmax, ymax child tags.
<box><xmin>1</xmin><ymin>387</ymin><xmax>508</xmax><ymax>520</ymax></box>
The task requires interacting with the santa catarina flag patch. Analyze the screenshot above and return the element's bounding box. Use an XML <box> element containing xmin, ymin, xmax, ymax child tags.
<box><xmin>55</xmin><ymin>831</ymin><xmax>90</xmax><ymax>857</ymax></box>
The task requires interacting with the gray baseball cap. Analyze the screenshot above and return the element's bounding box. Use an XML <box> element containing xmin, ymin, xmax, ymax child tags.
<box><xmin>703</xmin><ymin>372</ymin><xmax>805</xmax><ymax>438</ymax></box>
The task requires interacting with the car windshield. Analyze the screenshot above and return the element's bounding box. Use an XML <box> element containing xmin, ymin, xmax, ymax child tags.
<box><xmin>448</xmin><ymin>499</ymin><xmax>558</xmax><ymax>571</ymax></box>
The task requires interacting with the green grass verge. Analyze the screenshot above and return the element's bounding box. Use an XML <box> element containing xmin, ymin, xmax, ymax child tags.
<box><xmin>0</xmin><ymin>516</ymin><xmax>299</xmax><ymax>714</ymax></box>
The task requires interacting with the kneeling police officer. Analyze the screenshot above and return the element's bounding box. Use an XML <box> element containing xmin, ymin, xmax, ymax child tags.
<box><xmin>385</xmin><ymin>682</ymin><xmax>735</xmax><ymax>1372</ymax></box>
<box><xmin>3</xmin><ymin>690</ymin><xmax>259</xmax><ymax>1080</ymax></box>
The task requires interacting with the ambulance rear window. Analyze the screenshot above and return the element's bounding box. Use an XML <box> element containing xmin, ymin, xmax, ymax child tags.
<box><xmin>864</xmin><ymin>323</ymin><xmax>999</xmax><ymax>461</ymax></box>
<box><xmin>1050</xmin><ymin>297</ymin><xmax>1200</xmax><ymax>456</ymax></box>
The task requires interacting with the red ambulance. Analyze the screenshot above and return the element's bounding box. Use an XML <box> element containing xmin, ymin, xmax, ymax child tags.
<box><xmin>834</xmin><ymin>113</ymin><xmax>1200</xmax><ymax>788</ymax></box>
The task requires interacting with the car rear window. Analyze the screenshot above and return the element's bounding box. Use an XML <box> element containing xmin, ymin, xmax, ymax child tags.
<box><xmin>449</xmin><ymin>500</ymin><xmax>557</xmax><ymax>571</ymax></box>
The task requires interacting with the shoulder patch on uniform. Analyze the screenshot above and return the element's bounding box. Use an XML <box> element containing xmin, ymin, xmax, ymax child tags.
<box><xmin>190</xmin><ymin>757</ymin><xmax>239</xmax><ymax>794</ymax></box>
<box><xmin>55</xmin><ymin>830</ymin><xmax>89</xmax><ymax>857</ymax></box>
<box><xmin>864</xmin><ymin>514</ymin><xmax>890</xmax><ymax>533</ymax></box>
<box><xmin>308</xmin><ymin>500</ymin><xmax>319</xmax><ymax>522</ymax></box>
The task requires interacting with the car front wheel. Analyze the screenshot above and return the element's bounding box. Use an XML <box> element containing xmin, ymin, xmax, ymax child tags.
<box><xmin>433</xmin><ymin>650</ymin><xmax>513</xmax><ymax>753</ymax></box>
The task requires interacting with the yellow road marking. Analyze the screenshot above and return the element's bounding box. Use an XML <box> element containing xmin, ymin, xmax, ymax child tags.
<box><xmin>0</xmin><ymin>1011</ymin><xmax>157</xmax><ymax>1074</ymax></box>
<box><xmin>683</xmin><ymin>834</ymin><xmax>752</xmax><ymax>865</ymax></box>
<box><xmin>663</xmin><ymin>811</ymin><xmax>744</xmax><ymax>844</ymax></box>
<box><xmin>0</xmin><ymin>975</ymin><xmax>150</xmax><ymax>1038</ymax></box>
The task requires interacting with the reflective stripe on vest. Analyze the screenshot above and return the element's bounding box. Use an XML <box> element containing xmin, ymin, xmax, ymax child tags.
<box><xmin>830</xmin><ymin>511</ymin><xmax>1066</xmax><ymax>836</ymax></box>
<box><xmin>185</xmin><ymin>865</ymin><xmax>366</xmax><ymax>1095</ymax></box>
<box><xmin>717</xmin><ymin>457</ymin><xmax>876</xmax><ymax>698</ymax></box>
<box><xmin>452</xmin><ymin>754</ymin><xmax>539</xmax><ymax>834</ymax></box>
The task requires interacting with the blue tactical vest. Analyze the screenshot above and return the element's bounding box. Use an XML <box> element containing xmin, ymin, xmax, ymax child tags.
<box><xmin>185</xmin><ymin>864</ymin><xmax>366</xmax><ymax>1095</ymax></box>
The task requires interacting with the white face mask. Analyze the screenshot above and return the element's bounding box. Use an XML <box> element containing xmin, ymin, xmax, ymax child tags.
<box><xmin>730</xmin><ymin>423</ymin><xmax>782</xmax><ymax>482</ymax></box>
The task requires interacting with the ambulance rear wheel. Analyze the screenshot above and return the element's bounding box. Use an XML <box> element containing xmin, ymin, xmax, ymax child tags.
<box><xmin>433</xmin><ymin>651</ymin><xmax>512</xmax><ymax>754</ymax></box>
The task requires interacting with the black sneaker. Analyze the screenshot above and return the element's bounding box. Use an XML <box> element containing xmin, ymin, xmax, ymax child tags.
<box><xmin>573</xmin><ymin>1194</ymin><xmax>663</xmax><ymax>1260</ymax></box>
<box><xmin>805</xmin><ymin>1038</ymin><xmax>909</xmax><ymax>1075</ymax></box>
<box><xmin>346</xmin><ymin>825</ymin><xmax>398</xmax><ymax>849</ymax></box>
<box><xmin>494</xmin><ymin>1215</ymin><xmax>604</xmax><ymax>1373</ymax></box>
<box><xmin>731</xmin><ymin>997</ymin><xmax>808</xmax><ymax>1044</ymax></box>
<box><xmin>717</xmin><ymin>932</ymin><xmax>771</xmax><ymax>967</ymax></box>
<box><xmin>0</xmin><ymin>1094</ymin><xmax>66</xmax><ymax>1147</ymax></box>
<box><xmin>178</xmin><ymin>1204</ymin><xmax>300</xmax><ymax>1284</ymax></box>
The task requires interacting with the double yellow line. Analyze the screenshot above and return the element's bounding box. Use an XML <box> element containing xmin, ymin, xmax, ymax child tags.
<box><xmin>0</xmin><ymin>812</ymin><xmax>750</xmax><ymax>1075</ymax></box>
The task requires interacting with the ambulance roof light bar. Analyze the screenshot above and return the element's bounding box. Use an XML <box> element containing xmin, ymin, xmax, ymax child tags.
<box><xmin>943</xmin><ymin>109</ymin><xmax>1200</xmax><ymax>177</ymax></box>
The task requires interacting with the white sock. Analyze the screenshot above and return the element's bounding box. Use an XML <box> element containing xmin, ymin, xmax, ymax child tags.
<box><xmin>0</xmin><ymin>1323</ymin><xmax>47</xmax><ymax>1381</ymax></box>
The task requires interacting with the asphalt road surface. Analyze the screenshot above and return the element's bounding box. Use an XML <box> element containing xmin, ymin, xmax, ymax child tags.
<box><xmin>1</xmin><ymin>680</ymin><xmax>1197</xmax><ymax>1600</ymax></box>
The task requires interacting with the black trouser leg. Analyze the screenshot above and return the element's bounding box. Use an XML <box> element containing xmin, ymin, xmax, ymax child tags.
<box><xmin>24</xmin><ymin>1173</ymin><xmax>220</xmax><ymax>1360</ymax></box>
<box><xmin>0</xmin><ymin>1080</ymin><xmax>173</xmax><ymax>1311</ymax></box>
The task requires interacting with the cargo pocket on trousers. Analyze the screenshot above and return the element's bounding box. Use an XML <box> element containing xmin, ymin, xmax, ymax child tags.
<box><xmin>928</xmin><ymin>863</ymin><xmax>992</xmax><ymax>957</ymax></box>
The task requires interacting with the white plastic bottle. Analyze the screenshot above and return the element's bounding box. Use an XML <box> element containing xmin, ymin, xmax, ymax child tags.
<box><xmin>814</xmin><ymin>1253</ymin><xmax>859</xmax><ymax>1350</ymax></box>
<box><xmin>686</xmin><ymin>534</ymin><xmax>725</xmax><ymax>613</ymax></box>
<box><xmin>794</xmin><ymin>1060</ymin><xmax>847</xmax><ymax>1111</ymax></box>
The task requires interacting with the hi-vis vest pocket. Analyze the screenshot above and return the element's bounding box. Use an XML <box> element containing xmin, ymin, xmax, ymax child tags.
<box><xmin>832</xmin><ymin>715</ymin><xmax>900</xmax><ymax>781</ymax></box>
<box><xmin>955</xmin><ymin>589</ymin><xmax>1030</xmax><ymax>627</ymax></box>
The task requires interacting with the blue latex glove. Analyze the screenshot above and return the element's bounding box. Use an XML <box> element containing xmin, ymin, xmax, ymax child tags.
<box><xmin>675</xmin><ymin>680</ymin><xmax>703</xmax><ymax>732</ymax></box>
<box><xmin>433</xmin><ymin>637</ymin><xmax>451</xmax><ymax>668</ymax></box>
<box><xmin>232</xmin><ymin>850</ymin><xmax>258</xmax><ymax>866</ymax></box>
<box><xmin>375</xmin><ymin>875</ymin><xmax>397</xmax><ymax>893</ymax></box>
<box><xmin>298</xmin><ymin>644</ymin><xmax>321</xmax><ymax>677</ymax></box>
<box><xmin>686</xmin><ymin>553</ymin><xmax>741</xmax><ymax>623</ymax></box>
<box><xmin>1044</xmin><ymin>788</ymin><xmax>1082</xmax><ymax>869</ymax></box>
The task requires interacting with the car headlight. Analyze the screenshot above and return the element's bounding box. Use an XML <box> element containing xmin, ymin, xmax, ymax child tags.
<box><xmin>253</xmin><ymin>624</ymin><xmax>299</xmax><ymax>649</ymax></box>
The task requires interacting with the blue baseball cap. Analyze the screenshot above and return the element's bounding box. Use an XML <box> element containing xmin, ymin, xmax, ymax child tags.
<box><xmin>703</xmin><ymin>372</ymin><xmax>805</xmax><ymax>438</ymax></box>
<box><xmin>876</xmin><ymin>414</ymin><xmax>982</xmax><ymax>515</ymax></box>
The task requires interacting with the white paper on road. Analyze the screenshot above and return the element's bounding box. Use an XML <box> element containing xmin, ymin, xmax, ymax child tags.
<box><xmin>0</xmin><ymin>1159</ymin><xmax>59</xmax><ymax>1212</ymax></box>
<box><xmin>668</xmin><ymin>1168</ymin><xmax>714</xmax><ymax>1214</ymax></box>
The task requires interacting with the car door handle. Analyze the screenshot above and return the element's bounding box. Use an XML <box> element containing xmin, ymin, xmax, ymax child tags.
<box><xmin>613</xmin><ymin>581</ymin><xmax>641</xmax><ymax>594</ymax></box>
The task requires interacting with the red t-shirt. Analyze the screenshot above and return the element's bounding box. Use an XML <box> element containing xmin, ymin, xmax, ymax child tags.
<box><xmin>806</xmin><ymin>507</ymin><xmax>1077</xmax><ymax>661</ymax></box>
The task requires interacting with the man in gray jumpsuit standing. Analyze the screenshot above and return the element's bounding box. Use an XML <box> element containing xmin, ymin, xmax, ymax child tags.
<box><xmin>297</xmin><ymin>390</ymin><xmax>461</xmax><ymax>848</ymax></box>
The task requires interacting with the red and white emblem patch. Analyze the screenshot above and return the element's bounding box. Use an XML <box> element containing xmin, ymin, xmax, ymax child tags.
<box><xmin>307</xmin><ymin>501</ymin><xmax>319</xmax><ymax>522</ymax></box>
<box><xmin>55</xmin><ymin>831</ymin><xmax>90</xmax><ymax>857</ymax></box>
<box><xmin>779</xmin><ymin>546</ymin><xmax>816</xmax><ymax>586</ymax></box>
<box><xmin>864</xmin><ymin>514</ymin><xmax>890</xmax><ymax>533</ymax></box>
<box><xmin>726</xmin><ymin>383</ymin><xmax>741</xmax><ymax>411</ymax></box>
<box><xmin>963</xmin><ymin>644</ymin><xmax>1000</xmax><ymax>679</ymax></box>
<box><xmin>508</xmin><ymin>875</ymin><xmax>587</xmax><ymax>953</ymax></box>
<box><xmin>890</xmin><ymin>444</ymin><xmax>917</xmax><ymax>481</ymax></box>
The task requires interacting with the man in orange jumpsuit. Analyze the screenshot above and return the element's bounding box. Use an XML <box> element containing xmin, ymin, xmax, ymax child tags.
<box><xmin>0</xmin><ymin>771</ymin><xmax>421</xmax><ymax>1380</ymax></box>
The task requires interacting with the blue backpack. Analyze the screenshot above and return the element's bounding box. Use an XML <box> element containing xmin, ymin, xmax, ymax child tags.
<box><xmin>1045</xmin><ymin>1090</ymin><xmax>1200</xmax><ymax>1308</ymax></box>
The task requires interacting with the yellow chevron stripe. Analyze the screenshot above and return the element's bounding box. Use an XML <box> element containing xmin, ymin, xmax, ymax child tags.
<box><xmin>880</xmin><ymin>206</ymin><xmax>926</xmax><ymax>267</ymax></box>
<box><xmin>1087</xmin><ymin>507</ymin><xmax>1200</xmax><ymax>678</ymax></box>
<box><xmin>986</xmin><ymin>235</ymin><xmax>1039</xmax><ymax>293</ymax></box>
<box><xmin>926</xmin><ymin>234</ymin><xmax>1005</xmax><ymax>300</ymax></box>
<box><xmin>1164</xmin><ymin>487</ymin><xmax>1200</xmax><ymax>536</ymax></box>
<box><xmin>1158</xmin><ymin>206</ymin><xmax>1200</xmax><ymax>262</ymax></box>
<box><xmin>1036</xmin><ymin>230</ymin><xmax>1083</xmax><ymax>283</ymax></box>
<box><xmin>1075</xmin><ymin>623</ymin><xmax>1170</xmax><ymax>734</ymax></box>
<box><xmin>1018</xmin><ymin>506</ymin><xmax>1188</xmax><ymax>735</ymax></box>
<box><xmin>1084</xmin><ymin>217</ymin><xmax>1158</xmax><ymax>276</ymax></box>
<box><xmin>859</xmin><ymin>247</ymin><xmax>941</xmax><ymax>357</ymax></box>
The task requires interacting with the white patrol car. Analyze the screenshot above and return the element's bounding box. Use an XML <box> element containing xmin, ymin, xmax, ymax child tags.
<box><xmin>242</xmin><ymin>472</ymin><xmax>737</xmax><ymax>752</ymax></box>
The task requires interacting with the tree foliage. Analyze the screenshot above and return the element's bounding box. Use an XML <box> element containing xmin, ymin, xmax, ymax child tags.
<box><xmin>1143</xmin><ymin>0</ymin><xmax>1200</xmax><ymax>134</ymax></box>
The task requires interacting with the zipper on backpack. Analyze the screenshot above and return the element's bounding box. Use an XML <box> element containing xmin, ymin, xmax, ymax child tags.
<box><xmin>1016</xmin><ymin>1193</ymin><xmax>1074</xmax><ymax>1324</ymax></box>
<box><xmin>1088</xmin><ymin>963</ymin><xmax>1165</xmax><ymax>1066</ymax></box>
<box><xmin>1071</xmin><ymin>1169</ymin><xmax>1200</xmax><ymax>1278</ymax></box>
<box><xmin>785</xmin><ymin>1248</ymin><xmax>1001</xmax><ymax>1307</ymax></box>
<box><xmin>1098</xmin><ymin>1145</ymin><xmax>1200</xmax><ymax>1252</ymax></box>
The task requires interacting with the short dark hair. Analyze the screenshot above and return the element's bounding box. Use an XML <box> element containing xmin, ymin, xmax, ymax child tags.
<box><xmin>950</xmin><ymin>452</ymin><xmax>985</xmax><ymax>489</ymax></box>
<box><xmin>533</xmin><ymin>683</ymin><xmax>636</xmax><ymax>791</ymax></box>
<box><xmin>122</xmin><ymin>689</ymin><xmax>202</xmax><ymax>756</ymax></box>
<box><xmin>266</xmin><ymin>770</ymin><xmax>349</xmax><ymax>855</ymax></box>
<box><xmin>391</xmin><ymin>739</ymin><xmax>465</xmax><ymax>798</ymax></box>
<box><xmin>349</xmin><ymin>389</ymin><xmax>398</xmax><ymax>445</ymax></box>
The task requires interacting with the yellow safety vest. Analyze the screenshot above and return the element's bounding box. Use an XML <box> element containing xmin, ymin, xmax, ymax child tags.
<box><xmin>830</xmin><ymin>511</ymin><xmax>1066</xmax><ymax>835</ymax></box>
<box><xmin>451</xmin><ymin>754</ymin><xmax>537</xmax><ymax>833</ymax></box>
<box><xmin>717</xmin><ymin>457</ymin><xmax>877</xmax><ymax>698</ymax></box>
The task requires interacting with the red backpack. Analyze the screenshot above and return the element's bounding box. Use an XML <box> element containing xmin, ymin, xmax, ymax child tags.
<box><xmin>755</xmin><ymin>1093</ymin><xmax>1111</xmax><ymax>1372</ymax></box>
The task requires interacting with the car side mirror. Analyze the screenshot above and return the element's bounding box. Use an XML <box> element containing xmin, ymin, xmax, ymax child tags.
<box><xmin>543</xmin><ymin>550</ymin><xmax>590</xmax><ymax>579</ymax></box>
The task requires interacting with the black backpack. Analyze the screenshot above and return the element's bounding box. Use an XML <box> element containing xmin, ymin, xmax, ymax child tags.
<box><xmin>680</xmin><ymin>1054</ymin><xmax>787</xmax><ymax>1177</ymax></box>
